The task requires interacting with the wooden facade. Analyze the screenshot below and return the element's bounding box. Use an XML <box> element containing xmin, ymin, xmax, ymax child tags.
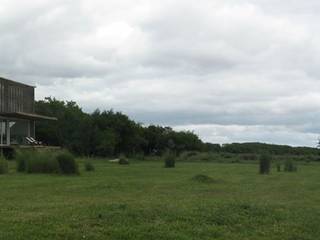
<box><xmin>0</xmin><ymin>77</ymin><xmax>56</xmax><ymax>147</ymax></box>
<box><xmin>0</xmin><ymin>77</ymin><xmax>35</xmax><ymax>114</ymax></box>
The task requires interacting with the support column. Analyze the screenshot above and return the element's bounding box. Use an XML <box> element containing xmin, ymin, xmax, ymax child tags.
<box><xmin>0</xmin><ymin>121</ymin><xmax>3</xmax><ymax>146</ymax></box>
<box><xmin>28</xmin><ymin>120</ymin><xmax>30</xmax><ymax>137</ymax></box>
<box><xmin>6</xmin><ymin>120</ymin><xmax>10</xmax><ymax>146</ymax></box>
<box><xmin>33</xmin><ymin>121</ymin><xmax>36</xmax><ymax>138</ymax></box>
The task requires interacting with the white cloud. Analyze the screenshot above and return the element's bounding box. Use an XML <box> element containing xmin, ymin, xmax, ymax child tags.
<box><xmin>1</xmin><ymin>0</ymin><xmax>320</xmax><ymax>146</ymax></box>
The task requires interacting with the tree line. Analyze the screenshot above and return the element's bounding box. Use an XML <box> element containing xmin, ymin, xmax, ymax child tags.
<box><xmin>35</xmin><ymin>97</ymin><xmax>320</xmax><ymax>157</ymax></box>
<box><xmin>35</xmin><ymin>97</ymin><xmax>203</xmax><ymax>157</ymax></box>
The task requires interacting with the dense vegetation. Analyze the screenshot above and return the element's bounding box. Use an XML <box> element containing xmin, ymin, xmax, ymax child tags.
<box><xmin>15</xmin><ymin>150</ymin><xmax>79</xmax><ymax>174</ymax></box>
<box><xmin>35</xmin><ymin>98</ymin><xmax>203</xmax><ymax>157</ymax></box>
<box><xmin>35</xmin><ymin>98</ymin><xmax>320</xmax><ymax>158</ymax></box>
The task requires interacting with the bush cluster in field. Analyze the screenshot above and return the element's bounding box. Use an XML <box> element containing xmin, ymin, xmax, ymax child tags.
<box><xmin>259</xmin><ymin>154</ymin><xmax>271</xmax><ymax>174</ymax></box>
<box><xmin>84</xmin><ymin>161</ymin><xmax>95</xmax><ymax>171</ymax></box>
<box><xmin>16</xmin><ymin>150</ymin><xmax>79</xmax><ymax>175</ymax></box>
<box><xmin>284</xmin><ymin>159</ymin><xmax>298</xmax><ymax>172</ymax></box>
<box><xmin>164</xmin><ymin>151</ymin><xmax>176</xmax><ymax>168</ymax></box>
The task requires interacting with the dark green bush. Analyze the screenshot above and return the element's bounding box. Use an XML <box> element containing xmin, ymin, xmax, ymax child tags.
<box><xmin>15</xmin><ymin>150</ymin><xmax>79</xmax><ymax>175</ymax></box>
<box><xmin>276</xmin><ymin>163</ymin><xmax>281</xmax><ymax>172</ymax></box>
<box><xmin>164</xmin><ymin>151</ymin><xmax>175</xmax><ymax>168</ymax></box>
<box><xmin>25</xmin><ymin>151</ymin><xmax>60</xmax><ymax>174</ymax></box>
<box><xmin>284</xmin><ymin>159</ymin><xmax>298</xmax><ymax>172</ymax></box>
<box><xmin>15</xmin><ymin>150</ymin><xmax>60</xmax><ymax>173</ymax></box>
<box><xmin>259</xmin><ymin>154</ymin><xmax>271</xmax><ymax>174</ymax></box>
<box><xmin>119</xmin><ymin>154</ymin><xmax>129</xmax><ymax>165</ymax></box>
<box><xmin>15</xmin><ymin>150</ymin><xmax>30</xmax><ymax>172</ymax></box>
<box><xmin>56</xmin><ymin>152</ymin><xmax>79</xmax><ymax>175</ymax></box>
<box><xmin>84</xmin><ymin>161</ymin><xmax>95</xmax><ymax>171</ymax></box>
<box><xmin>0</xmin><ymin>156</ymin><xmax>8</xmax><ymax>174</ymax></box>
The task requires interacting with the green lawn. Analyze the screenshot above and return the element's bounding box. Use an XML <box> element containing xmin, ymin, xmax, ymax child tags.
<box><xmin>0</xmin><ymin>160</ymin><xmax>320</xmax><ymax>240</ymax></box>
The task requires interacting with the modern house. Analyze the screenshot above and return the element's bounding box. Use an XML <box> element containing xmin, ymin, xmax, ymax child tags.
<box><xmin>0</xmin><ymin>77</ymin><xmax>57</xmax><ymax>148</ymax></box>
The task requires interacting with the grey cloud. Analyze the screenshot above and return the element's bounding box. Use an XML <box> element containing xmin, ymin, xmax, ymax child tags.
<box><xmin>1</xmin><ymin>0</ymin><xmax>320</xmax><ymax>146</ymax></box>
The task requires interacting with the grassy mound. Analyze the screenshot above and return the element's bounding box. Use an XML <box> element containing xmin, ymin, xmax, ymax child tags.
<box><xmin>192</xmin><ymin>174</ymin><xmax>217</xmax><ymax>183</ymax></box>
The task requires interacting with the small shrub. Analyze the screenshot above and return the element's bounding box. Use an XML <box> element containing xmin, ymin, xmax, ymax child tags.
<box><xmin>276</xmin><ymin>163</ymin><xmax>281</xmax><ymax>172</ymax></box>
<box><xmin>119</xmin><ymin>154</ymin><xmax>129</xmax><ymax>165</ymax></box>
<box><xmin>15</xmin><ymin>150</ymin><xmax>60</xmax><ymax>174</ymax></box>
<box><xmin>284</xmin><ymin>159</ymin><xmax>298</xmax><ymax>172</ymax></box>
<box><xmin>0</xmin><ymin>156</ymin><xmax>8</xmax><ymax>174</ymax></box>
<box><xmin>15</xmin><ymin>150</ymin><xmax>31</xmax><ymax>172</ymax></box>
<box><xmin>26</xmin><ymin>151</ymin><xmax>60</xmax><ymax>174</ymax></box>
<box><xmin>259</xmin><ymin>154</ymin><xmax>271</xmax><ymax>174</ymax></box>
<box><xmin>164</xmin><ymin>151</ymin><xmax>175</xmax><ymax>168</ymax></box>
<box><xmin>56</xmin><ymin>152</ymin><xmax>79</xmax><ymax>175</ymax></box>
<box><xmin>84</xmin><ymin>161</ymin><xmax>95</xmax><ymax>171</ymax></box>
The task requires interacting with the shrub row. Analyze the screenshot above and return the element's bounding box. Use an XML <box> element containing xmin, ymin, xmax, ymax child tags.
<box><xmin>16</xmin><ymin>150</ymin><xmax>79</xmax><ymax>175</ymax></box>
<box><xmin>259</xmin><ymin>154</ymin><xmax>299</xmax><ymax>174</ymax></box>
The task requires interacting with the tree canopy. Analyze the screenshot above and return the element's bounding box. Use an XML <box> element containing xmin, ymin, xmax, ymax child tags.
<box><xmin>35</xmin><ymin>97</ymin><xmax>320</xmax><ymax>157</ymax></box>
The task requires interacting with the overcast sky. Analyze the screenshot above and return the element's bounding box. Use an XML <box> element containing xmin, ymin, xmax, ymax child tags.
<box><xmin>1</xmin><ymin>0</ymin><xmax>320</xmax><ymax>147</ymax></box>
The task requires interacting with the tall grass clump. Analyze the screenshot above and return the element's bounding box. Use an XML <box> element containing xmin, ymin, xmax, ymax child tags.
<box><xmin>0</xmin><ymin>156</ymin><xmax>8</xmax><ymax>174</ymax></box>
<box><xmin>276</xmin><ymin>163</ymin><xmax>281</xmax><ymax>172</ymax></box>
<box><xmin>284</xmin><ymin>159</ymin><xmax>298</xmax><ymax>172</ymax></box>
<box><xmin>192</xmin><ymin>174</ymin><xmax>216</xmax><ymax>183</ymax></box>
<box><xmin>84</xmin><ymin>160</ymin><xmax>95</xmax><ymax>171</ymax></box>
<box><xmin>15</xmin><ymin>150</ymin><xmax>79</xmax><ymax>175</ymax></box>
<box><xmin>25</xmin><ymin>151</ymin><xmax>60</xmax><ymax>174</ymax></box>
<box><xmin>164</xmin><ymin>151</ymin><xmax>176</xmax><ymax>168</ymax></box>
<box><xmin>56</xmin><ymin>151</ymin><xmax>79</xmax><ymax>175</ymax></box>
<box><xmin>259</xmin><ymin>154</ymin><xmax>271</xmax><ymax>174</ymax></box>
<box><xmin>15</xmin><ymin>150</ymin><xmax>32</xmax><ymax>172</ymax></box>
<box><xmin>119</xmin><ymin>154</ymin><xmax>129</xmax><ymax>165</ymax></box>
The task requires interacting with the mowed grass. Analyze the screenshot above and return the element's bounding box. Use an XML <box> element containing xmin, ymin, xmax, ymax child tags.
<box><xmin>1</xmin><ymin>160</ymin><xmax>320</xmax><ymax>240</ymax></box>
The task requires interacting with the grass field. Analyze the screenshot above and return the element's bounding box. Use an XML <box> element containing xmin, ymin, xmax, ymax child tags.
<box><xmin>0</xmin><ymin>160</ymin><xmax>320</xmax><ymax>240</ymax></box>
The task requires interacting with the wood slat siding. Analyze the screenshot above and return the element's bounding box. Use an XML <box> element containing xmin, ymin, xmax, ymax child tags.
<box><xmin>0</xmin><ymin>78</ymin><xmax>35</xmax><ymax>114</ymax></box>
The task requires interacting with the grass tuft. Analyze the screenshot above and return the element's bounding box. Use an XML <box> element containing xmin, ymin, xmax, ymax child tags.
<box><xmin>191</xmin><ymin>174</ymin><xmax>219</xmax><ymax>183</ymax></box>
<box><xmin>0</xmin><ymin>156</ymin><xmax>8</xmax><ymax>174</ymax></box>
<box><xmin>284</xmin><ymin>159</ymin><xmax>298</xmax><ymax>172</ymax></box>
<box><xmin>26</xmin><ymin>151</ymin><xmax>60</xmax><ymax>174</ymax></box>
<box><xmin>15</xmin><ymin>150</ymin><xmax>79</xmax><ymax>175</ymax></box>
<box><xmin>56</xmin><ymin>151</ymin><xmax>79</xmax><ymax>175</ymax></box>
<box><xmin>276</xmin><ymin>163</ymin><xmax>282</xmax><ymax>172</ymax></box>
<box><xmin>164</xmin><ymin>151</ymin><xmax>176</xmax><ymax>168</ymax></box>
<box><xmin>119</xmin><ymin>154</ymin><xmax>129</xmax><ymax>165</ymax></box>
<box><xmin>259</xmin><ymin>154</ymin><xmax>271</xmax><ymax>174</ymax></box>
<box><xmin>84</xmin><ymin>160</ymin><xmax>95</xmax><ymax>171</ymax></box>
